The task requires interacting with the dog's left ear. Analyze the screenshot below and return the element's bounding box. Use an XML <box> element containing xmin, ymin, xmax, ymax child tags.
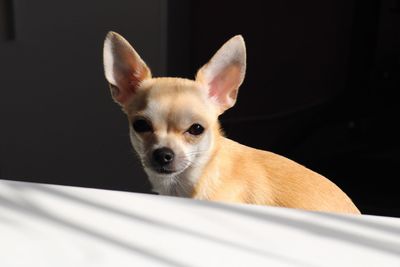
<box><xmin>196</xmin><ymin>35</ymin><xmax>246</xmax><ymax>114</ymax></box>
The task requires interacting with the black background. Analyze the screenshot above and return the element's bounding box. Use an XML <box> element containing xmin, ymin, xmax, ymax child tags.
<box><xmin>1</xmin><ymin>0</ymin><xmax>399</xmax><ymax>217</ymax></box>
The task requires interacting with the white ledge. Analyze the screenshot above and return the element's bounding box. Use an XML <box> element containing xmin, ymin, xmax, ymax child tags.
<box><xmin>1</xmin><ymin>179</ymin><xmax>400</xmax><ymax>267</ymax></box>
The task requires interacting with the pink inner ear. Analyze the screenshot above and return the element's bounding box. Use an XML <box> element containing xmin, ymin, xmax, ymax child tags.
<box><xmin>114</xmin><ymin>65</ymin><xmax>150</xmax><ymax>105</ymax></box>
<box><xmin>113</xmin><ymin>84</ymin><xmax>135</xmax><ymax>104</ymax></box>
<box><xmin>208</xmin><ymin>64</ymin><xmax>242</xmax><ymax>107</ymax></box>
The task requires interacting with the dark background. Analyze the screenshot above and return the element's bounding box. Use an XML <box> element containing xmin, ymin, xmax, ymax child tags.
<box><xmin>1</xmin><ymin>0</ymin><xmax>399</xmax><ymax>217</ymax></box>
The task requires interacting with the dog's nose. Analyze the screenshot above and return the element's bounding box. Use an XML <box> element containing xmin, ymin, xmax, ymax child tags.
<box><xmin>153</xmin><ymin>147</ymin><xmax>175</xmax><ymax>166</ymax></box>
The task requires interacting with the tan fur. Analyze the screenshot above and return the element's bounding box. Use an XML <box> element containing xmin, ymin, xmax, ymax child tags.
<box><xmin>103</xmin><ymin>32</ymin><xmax>360</xmax><ymax>215</ymax></box>
<box><xmin>193</xmin><ymin>136</ymin><xmax>359</xmax><ymax>214</ymax></box>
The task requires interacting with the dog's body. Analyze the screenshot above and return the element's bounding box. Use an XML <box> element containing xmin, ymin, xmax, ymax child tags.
<box><xmin>103</xmin><ymin>32</ymin><xmax>360</xmax><ymax>214</ymax></box>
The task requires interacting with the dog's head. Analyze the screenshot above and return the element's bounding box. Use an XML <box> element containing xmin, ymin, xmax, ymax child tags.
<box><xmin>103</xmin><ymin>32</ymin><xmax>246</xmax><ymax>183</ymax></box>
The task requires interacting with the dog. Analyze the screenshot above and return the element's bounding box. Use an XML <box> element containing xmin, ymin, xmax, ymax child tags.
<box><xmin>103</xmin><ymin>31</ymin><xmax>360</xmax><ymax>214</ymax></box>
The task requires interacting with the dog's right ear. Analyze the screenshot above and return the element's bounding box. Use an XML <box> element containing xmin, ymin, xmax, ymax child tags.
<box><xmin>103</xmin><ymin>31</ymin><xmax>151</xmax><ymax>106</ymax></box>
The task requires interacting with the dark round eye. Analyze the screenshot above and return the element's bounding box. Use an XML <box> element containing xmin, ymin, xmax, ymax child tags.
<box><xmin>132</xmin><ymin>119</ymin><xmax>153</xmax><ymax>133</ymax></box>
<box><xmin>187</xmin><ymin>123</ymin><xmax>204</xmax><ymax>135</ymax></box>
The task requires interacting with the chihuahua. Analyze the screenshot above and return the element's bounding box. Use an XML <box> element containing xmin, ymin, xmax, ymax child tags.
<box><xmin>103</xmin><ymin>32</ymin><xmax>360</xmax><ymax>214</ymax></box>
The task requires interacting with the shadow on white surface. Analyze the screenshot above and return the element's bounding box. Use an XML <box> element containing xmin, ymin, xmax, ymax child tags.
<box><xmin>0</xmin><ymin>181</ymin><xmax>327</xmax><ymax>267</ymax></box>
<box><xmin>178</xmin><ymin>197</ymin><xmax>400</xmax><ymax>257</ymax></box>
<box><xmin>313</xmin><ymin>211</ymin><xmax>400</xmax><ymax>235</ymax></box>
<box><xmin>19</xmin><ymin>184</ymin><xmax>316</xmax><ymax>266</ymax></box>
<box><xmin>1</xmin><ymin>180</ymin><xmax>400</xmax><ymax>266</ymax></box>
<box><xmin>0</xmin><ymin>213</ymin><xmax>18</xmax><ymax>225</ymax></box>
<box><xmin>0</xmin><ymin>184</ymin><xmax>188</xmax><ymax>267</ymax></box>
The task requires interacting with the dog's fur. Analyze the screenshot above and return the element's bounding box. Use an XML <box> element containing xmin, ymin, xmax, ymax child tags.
<box><xmin>103</xmin><ymin>32</ymin><xmax>360</xmax><ymax>214</ymax></box>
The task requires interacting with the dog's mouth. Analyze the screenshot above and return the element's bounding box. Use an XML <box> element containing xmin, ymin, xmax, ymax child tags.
<box><xmin>154</xmin><ymin>167</ymin><xmax>176</xmax><ymax>175</ymax></box>
<box><xmin>145</xmin><ymin>163</ymin><xmax>189</xmax><ymax>176</ymax></box>
<box><xmin>144</xmin><ymin>162</ymin><xmax>181</xmax><ymax>175</ymax></box>
<box><xmin>143</xmin><ymin>155</ymin><xmax>191</xmax><ymax>176</ymax></box>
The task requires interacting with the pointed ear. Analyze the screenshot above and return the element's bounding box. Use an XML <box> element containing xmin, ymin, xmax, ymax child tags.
<box><xmin>103</xmin><ymin>31</ymin><xmax>151</xmax><ymax>106</ymax></box>
<box><xmin>196</xmin><ymin>35</ymin><xmax>246</xmax><ymax>114</ymax></box>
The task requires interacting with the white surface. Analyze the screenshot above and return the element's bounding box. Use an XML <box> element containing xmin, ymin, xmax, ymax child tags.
<box><xmin>0</xmin><ymin>179</ymin><xmax>399</xmax><ymax>267</ymax></box>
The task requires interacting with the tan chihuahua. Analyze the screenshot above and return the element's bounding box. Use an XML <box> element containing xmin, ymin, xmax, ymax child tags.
<box><xmin>103</xmin><ymin>32</ymin><xmax>360</xmax><ymax>214</ymax></box>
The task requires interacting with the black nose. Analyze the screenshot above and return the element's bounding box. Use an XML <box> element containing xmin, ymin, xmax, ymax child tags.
<box><xmin>153</xmin><ymin>147</ymin><xmax>175</xmax><ymax>166</ymax></box>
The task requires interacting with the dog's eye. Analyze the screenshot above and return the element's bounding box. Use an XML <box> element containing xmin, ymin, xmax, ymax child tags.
<box><xmin>132</xmin><ymin>119</ymin><xmax>153</xmax><ymax>133</ymax></box>
<box><xmin>187</xmin><ymin>123</ymin><xmax>204</xmax><ymax>135</ymax></box>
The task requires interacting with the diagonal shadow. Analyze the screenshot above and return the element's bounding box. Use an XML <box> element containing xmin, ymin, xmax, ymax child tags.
<box><xmin>312</xmin><ymin>211</ymin><xmax>400</xmax><ymax>236</ymax></box>
<box><xmin>170</xmin><ymin>198</ymin><xmax>400</xmax><ymax>257</ymax></box>
<box><xmin>0</xmin><ymin>213</ymin><xmax>17</xmax><ymax>226</ymax></box>
<box><xmin>8</xmin><ymin>182</ymin><xmax>318</xmax><ymax>267</ymax></box>
<box><xmin>0</xmin><ymin>194</ymin><xmax>189</xmax><ymax>267</ymax></box>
